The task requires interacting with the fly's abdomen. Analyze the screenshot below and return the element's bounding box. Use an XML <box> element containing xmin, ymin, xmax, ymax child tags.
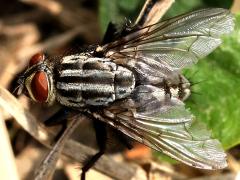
<box><xmin>55</xmin><ymin>54</ymin><xmax>135</xmax><ymax>107</ymax></box>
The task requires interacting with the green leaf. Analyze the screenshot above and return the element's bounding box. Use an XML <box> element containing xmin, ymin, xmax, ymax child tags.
<box><xmin>164</xmin><ymin>0</ymin><xmax>233</xmax><ymax>18</ymax></box>
<box><xmin>98</xmin><ymin>0</ymin><xmax>145</xmax><ymax>35</ymax></box>
<box><xmin>202</xmin><ymin>0</ymin><xmax>233</xmax><ymax>9</ymax></box>
<box><xmin>153</xmin><ymin>151</ymin><xmax>177</xmax><ymax>164</ymax></box>
<box><xmin>185</xmin><ymin>13</ymin><xmax>240</xmax><ymax>150</ymax></box>
<box><xmin>164</xmin><ymin>0</ymin><xmax>204</xmax><ymax>18</ymax></box>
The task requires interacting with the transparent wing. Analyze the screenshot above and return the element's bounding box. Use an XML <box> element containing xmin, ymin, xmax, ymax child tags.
<box><xmin>97</xmin><ymin>85</ymin><xmax>227</xmax><ymax>169</ymax></box>
<box><xmin>103</xmin><ymin>8</ymin><xmax>234</xmax><ymax>72</ymax></box>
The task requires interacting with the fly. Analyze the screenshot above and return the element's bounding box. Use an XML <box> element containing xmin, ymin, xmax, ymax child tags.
<box><xmin>17</xmin><ymin>7</ymin><xmax>234</xmax><ymax>180</ymax></box>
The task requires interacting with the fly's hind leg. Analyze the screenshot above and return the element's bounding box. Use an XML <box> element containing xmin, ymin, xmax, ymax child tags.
<box><xmin>81</xmin><ymin>115</ymin><xmax>107</xmax><ymax>180</ymax></box>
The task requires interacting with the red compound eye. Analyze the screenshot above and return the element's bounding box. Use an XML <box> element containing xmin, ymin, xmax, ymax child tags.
<box><xmin>30</xmin><ymin>71</ymin><xmax>49</xmax><ymax>102</ymax></box>
<box><xmin>29</xmin><ymin>53</ymin><xmax>45</xmax><ymax>67</ymax></box>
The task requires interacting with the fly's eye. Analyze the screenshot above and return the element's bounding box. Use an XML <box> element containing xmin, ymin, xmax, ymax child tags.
<box><xmin>25</xmin><ymin>52</ymin><xmax>50</xmax><ymax>103</ymax></box>
<box><xmin>30</xmin><ymin>71</ymin><xmax>49</xmax><ymax>102</ymax></box>
<box><xmin>29</xmin><ymin>53</ymin><xmax>45</xmax><ymax>67</ymax></box>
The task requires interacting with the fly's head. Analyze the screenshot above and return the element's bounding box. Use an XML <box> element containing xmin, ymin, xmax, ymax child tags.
<box><xmin>17</xmin><ymin>53</ymin><xmax>55</xmax><ymax>104</ymax></box>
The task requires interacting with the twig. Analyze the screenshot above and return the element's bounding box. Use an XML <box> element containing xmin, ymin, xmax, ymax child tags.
<box><xmin>17</xmin><ymin>26</ymin><xmax>87</xmax><ymax>61</ymax></box>
<box><xmin>34</xmin><ymin>115</ymin><xmax>83</xmax><ymax>180</ymax></box>
<box><xmin>0</xmin><ymin>23</ymin><xmax>39</xmax><ymax>88</ymax></box>
<box><xmin>231</xmin><ymin>0</ymin><xmax>240</xmax><ymax>13</ymax></box>
<box><xmin>227</xmin><ymin>153</ymin><xmax>240</xmax><ymax>173</ymax></box>
<box><xmin>20</xmin><ymin>0</ymin><xmax>100</xmax><ymax>42</ymax></box>
<box><xmin>145</xmin><ymin>161</ymin><xmax>186</xmax><ymax>179</ymax></box>
<box><xmin>0</xmin><ymin>86</ymin><xmax>139</xmax><ymax>180</ymax></box>
<box><xmin>0</xmin><ymin>109</ymin><xmax>20</xmax><ymax>180</ymax></box>
<box><xmin>20</xmin><ymin>0</ymin><xmax>62</xmax><ymax>15</ymax></box>
<box><xmin>0</xmin><ymin>23</ymin><xmax>94</xmax><ymax>86</ymax></box>
<box><xmin>0</xmin><ymin>10</ymin><xmax>45</xmax><ymax>25</ymax></box>
<box><xmin>187</xmin><ymin>173</ymin><xmax>237</xmax><ymax>180</ymax></box>
<box><xmin>0</xmin><ymin>86</ymin><xmax>52</xmax><ymax>144</ymax></box>
<box><xmin>134</xmin><ymin>0</ymin><xmax>175</xmax><ymax>27</ymax></box>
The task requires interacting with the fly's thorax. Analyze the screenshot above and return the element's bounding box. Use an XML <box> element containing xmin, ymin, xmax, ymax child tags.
<box><xmin>114</xmin><ymin>66</ymin><xmax>135</xmax><ymax>99</ymax></box>
<box><xmin>55</xmin><ymin>54</ymin><xmax>135</xmax><ymax>108</ymax></box>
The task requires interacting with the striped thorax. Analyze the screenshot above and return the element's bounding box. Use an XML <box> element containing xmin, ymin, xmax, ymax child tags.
<box><xmin>55</xmin><ymin>53</ymin><xmax>135</xmax><ymax>107</ymax></box>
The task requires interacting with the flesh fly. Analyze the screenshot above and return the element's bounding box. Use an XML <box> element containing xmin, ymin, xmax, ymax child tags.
<box><xmin>17</xmin><ymin>8</ymin><xmax>234</xmax><ymax>179</ymax></box>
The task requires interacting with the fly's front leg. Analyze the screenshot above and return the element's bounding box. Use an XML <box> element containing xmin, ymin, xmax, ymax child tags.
<box><xmin>44</xmin><ymin>108</ymin><xmax>78</xmax><ymax>142</ymax></box>
<box><xmin>81</xmin><ymin>115</ymin><xmax>107</xmax><ymax>180</ymax></box>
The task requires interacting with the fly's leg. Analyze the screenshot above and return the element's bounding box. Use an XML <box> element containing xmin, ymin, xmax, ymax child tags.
<box><xmin>102</xmin><ymin>110</ymin><xmax>133</xmax><ymax>150</ymax></box>
<box><xmin>44</xmin><ymin>108</ymin><xmax>77</xmax><ymax>142</ymax></box>
<box><xmin>115</xmin><ymin>130</ymin><xmax>133</xmax><ymax>150</ymax></box>
<box><xmin>44</xmin><ymin>108</ymin><xmax>69</xmax><ymax>126</ymax></box>
<box><xmin>81</xmin><ymin>118</ymin><xmax>107</xmax><ymax>180</ymax></box>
